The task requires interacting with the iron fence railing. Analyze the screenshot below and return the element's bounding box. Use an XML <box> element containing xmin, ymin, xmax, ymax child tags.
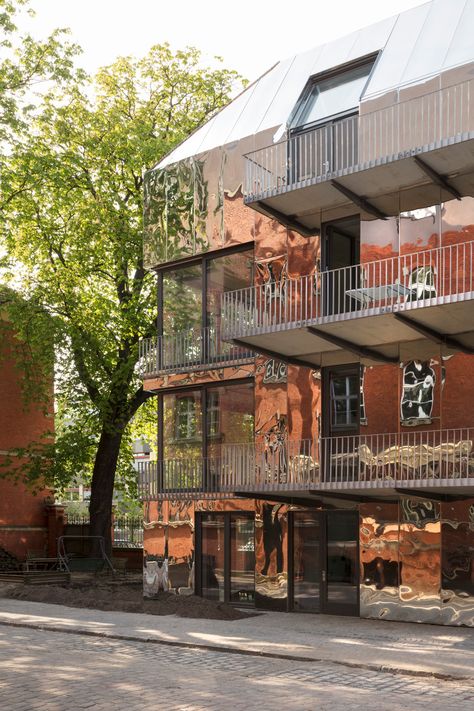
<box><xmin>137</xmin><ymin>429</ymin><xmax>474</xmax><ymax>499</ymax></box>
<box><xmin>138</xmin><ymin>325</ymin><xmax>254</xmax><ymax>377</ymax></box>
<box><xmin>64</xmin><ymin>514</ymin><xmax>144</xmax><ymax>548</ymax></box>
<box><xmin>112</xmin><ymin>517</ymin><xmax>144</xmax><ymax>548</ymax></box>
<box><xmin>222</xmin><ymin>240</ymin><xmax>474</xmax><ymax>339</ymax></box>
<box><xmin>244</xmin><ymin>77</ymin><xmax>474</xmax><ymax>200</ymax></box>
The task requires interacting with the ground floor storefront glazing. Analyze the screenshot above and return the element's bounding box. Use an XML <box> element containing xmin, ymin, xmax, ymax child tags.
<box><xmin>143</xmin><ymin>496</ymin><xmax>474</xmax><ymax>626</ymax></box>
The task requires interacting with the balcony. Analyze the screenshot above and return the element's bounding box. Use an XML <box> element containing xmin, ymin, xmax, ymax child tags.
<box><xmin>137</xmin><ymin>441</ymin><xmax>318</xmax><ymax>501</ymax></box>
<box><xmin>244</xmin><ymin>78</ymin><xmax>474</xmax><ymax>232</ymax></box>
<box><xmin>222</xmin><ymin>240</ymin><xmax>474</xmax><ymax>366</ymax></box>
<box><xmin>137</xmin><ymin>429</ymin><xmax>474</xmax><ymax>501</ymax></box>
<box><xmin>139</xmin><ymin>325</ymin><xmax>254</xmax><ymax>379</ymax></box>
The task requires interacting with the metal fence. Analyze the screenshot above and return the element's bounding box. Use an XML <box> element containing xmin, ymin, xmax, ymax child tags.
<box><xmin>138</xmin><ymin>428</ymin><xmax>474</xmax><ymax>499</ymax></box>
<box><xmin>222</xmin><ymin>239</ymin><xmax>474</xmax><ymax>339</ymax></box>
<box><xmin>138</xmin><ymin>325</ymin><xmax>254</xmax><ymax>377</ymax></box>
<box><xmin>244</xmin><ymin>77</ymin><xmax>474</xmax><ymax>200</ymax></box>
<box><xmin>65</xmin><ymin>514</ymin><xmax>143</xmax><ymax>548</ymax></box>
<box><xmin>112</xmin><ymin>516</ymin><xmax>143</xmax><ymax>548</ymax></box>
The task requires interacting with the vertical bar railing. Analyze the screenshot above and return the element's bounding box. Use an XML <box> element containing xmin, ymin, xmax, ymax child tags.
<box><xmin>221</xmin><ymin>240</ymin><xmax>474</xmax><ymax>339</ymax></box>
<box><xmin>138</xmin><ymin>325</ymin><xmax>254</xmax><ymax>377</ymax></box>
<box><xmin>138</xmin><ymin>428</ymin><xmax>474</xmax><ymax>499</ymax></box>
<box><xmin>321</xmin><ymin>428</ymin><xmax>474</xmax><ymax>487</ymax></box>
<box><xmin>244</xmin><ymin>78</ymin><xmax>474</xmax><ymax>199</ymax></box>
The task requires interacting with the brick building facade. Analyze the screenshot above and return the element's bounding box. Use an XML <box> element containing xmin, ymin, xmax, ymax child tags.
<box><xmin>140</xmin><ymin>0</ymin><xmax>474</xmax><ymax>625</ymax></box>
<box><xmin>0</xmin><ymin>319</ymin><xmax>55</xmax><ymax>561</ymax></box>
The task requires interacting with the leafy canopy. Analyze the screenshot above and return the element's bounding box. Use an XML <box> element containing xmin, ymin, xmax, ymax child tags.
<box><xmin>0</xmin><ymin>26</ymin><xmax>245</xmax><ymax>502</ymax></box>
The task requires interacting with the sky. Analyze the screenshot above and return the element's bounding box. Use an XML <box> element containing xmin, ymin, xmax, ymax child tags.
<box><xmin>21</xmin><ymin>0</ymin><xmax>427</xmax><ymax>83</ymax></box>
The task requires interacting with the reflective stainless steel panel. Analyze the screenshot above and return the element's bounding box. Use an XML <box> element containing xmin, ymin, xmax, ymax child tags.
<box><xmin>441</xmin><ymin>499</ymin><xmax>474</xmax><ymax>626</ymax></box>
<box><xmin>360</xmin><ymin>502</ymin><xmax>400</xmax><ymax>620</ymax></box>
<box><xmin>398</xmin><ymin>499</ymin><xmax>441</xmax><ymax>624</ymax></box>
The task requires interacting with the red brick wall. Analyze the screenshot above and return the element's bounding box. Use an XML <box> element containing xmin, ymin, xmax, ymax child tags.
<box><xmin>0</xmin><ymin>322</ymin><xmax>53</xmax><ymax>560</ymax></box>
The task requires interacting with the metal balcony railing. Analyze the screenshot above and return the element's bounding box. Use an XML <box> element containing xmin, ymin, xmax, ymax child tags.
<box><xmin>137</xmin><ymin>440</ymin><xmax>318</xmax><ymax>500</ymax></box>
<box><xmin>320</xmin><ymin>428</ymin><xmax>474</xmax><ymax>489</ymax></box>
<box><xmin>244</xmin><ymin>77</ymin><xmax>474</xmax><ymax>201</ymax></box>
<box><xmin>245</xmin><ymin>115</ymin><xmax>359</xmax><ymax>199</ymax></box>
<box><xmin>137</xmin><ymin>429</ymin><xmax>474</xmax><ymax>500</ymax></box>
<box><xmin>222</xmin><ymin>240</ymin><xmax>474</xmax><ymax>339</ymax></box>
<box><xmin>138</xmin><ymin>325</ymin><xmax>254</xmax><ymax>377</ymax></box>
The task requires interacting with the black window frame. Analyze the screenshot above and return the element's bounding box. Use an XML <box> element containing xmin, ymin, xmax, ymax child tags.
<box><xmin>156</xmin><ymin>242</ymin><xmax>254</xmax><ymax>339</ymax></box>
<box><xmin>322</xmin><ymin>363</ymin><xmax>361</xmax><ymax>436</ymax></box>
<box><xmin>158</xmin><ymin>378</ymin><xmax>255</xmax><ymax>463</ymax></box>
<box><xmin>289</xmin><ymin>53</ymin><xmax>379</xmax><ymax>136</ymax></box>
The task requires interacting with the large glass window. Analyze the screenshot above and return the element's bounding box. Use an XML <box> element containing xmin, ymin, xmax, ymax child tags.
<box><xmin>161</xmin><ymin>381</ymin><xmax>254</xmax><ymax>460</ymax></box>
<box><xmin>206</xmin><ymin>251</ymin><xmax>254</xmax><ymax>333</ymax></box>
<box><xmin>160</xmin><ymin>246</ymin><xmax>253</xmax><ymax>338</ymax></box>
<box><xmin>291</xmin><ymin>61</ymin><xmax>374</xmax><ymax>130</ymax></box>
<box><xmin>163</xmin><ymin>390</ymin><xmax>202</xmax><ymax>460</ymax></box>
<box><xmin>163</xmin><ymin>264</ymin><xmax>202</xmax><ymax>336</ymax></box>
<box><xmin>206</xmin><ymin>382</ymin><xmax>254</xmax><ymax>458</ymax></box>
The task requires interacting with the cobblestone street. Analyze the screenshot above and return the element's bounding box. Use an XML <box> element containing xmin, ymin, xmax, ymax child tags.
<box><xmin>1</xmin><ymin>625</ymin><xmax>474</xmax><ymax>711</ymax></box>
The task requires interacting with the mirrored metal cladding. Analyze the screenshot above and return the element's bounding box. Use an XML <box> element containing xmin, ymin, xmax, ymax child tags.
<box><xmin>441</xmin><ymin>500</ymin><xmax>474</xmax><ymax>627</ymax></box>
<box><xmin>360</xmin><ymin>502</ymin><xmax>400</xmax><ymax>620</ymax></box>
<box><xmin>143</xmin><ymin>500</ymin><xmax>195</xmax><ymax>595</ymax></box>
<box><xmin>360</xmin><ymin>499</ymin><xmax>474</xmax><ymax>626</ymax></box>
<box><xmin>155</xmin><ymin>3</ymin><xmax>474</xmax><ymax>171</ymax></box>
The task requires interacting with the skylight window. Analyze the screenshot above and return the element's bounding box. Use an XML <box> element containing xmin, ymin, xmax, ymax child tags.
<box><xmin>291</xmin><ymin>60</ymin><xmax>374</xmax><ymax>130</ymax></box>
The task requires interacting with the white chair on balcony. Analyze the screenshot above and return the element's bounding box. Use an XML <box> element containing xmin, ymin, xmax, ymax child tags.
<box><xmin>404</xmin><ymin>265</ymin><xmax>437</xmax><ymax>303</ymax></box>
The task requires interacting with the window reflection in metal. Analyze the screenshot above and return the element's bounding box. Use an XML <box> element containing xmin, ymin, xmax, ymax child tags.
<box><xmin>330</xmin><ymin>372</ymin><xmax>359</xmax><ymax>430</ymax></box>
<box><xmin>400</xmin><ymin>361</ymin><xmax>436</xmax><ymax>426</ymax></box>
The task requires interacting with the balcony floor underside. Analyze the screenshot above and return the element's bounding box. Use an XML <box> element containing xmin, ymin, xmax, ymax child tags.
<box><xmin>247</xmin><ymin>134</ymin><xmax>474</xmax><ymax>229</ymax></box>
<box><xmin>232</xmin><ymin>294</ymin><xmax>474</xmax><ymax>366</ymax></box>
<box><xmin>234</xmin><ymin>479</ymin><xmax>474</xmax><ymax>501</ymax></box>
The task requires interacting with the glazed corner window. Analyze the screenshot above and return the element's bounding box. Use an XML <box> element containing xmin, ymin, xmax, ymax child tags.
<box><xmin>330</xmin><ymin>371</ymin><xmax>359</xmax><ymax>430</ymax></box>
<box><xmin>291</xmin><ymin>59</ymin><xmax>374</xmax><ymax>130</ymax></box>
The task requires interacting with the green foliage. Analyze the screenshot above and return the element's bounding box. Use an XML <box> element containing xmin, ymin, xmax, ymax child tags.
<box><xmin>0</xmin><ymin>0</ymin><xmax>81</xmax><ymax>141</ymax></box>
<box><xmin>0</xmin><ymin>8</ymin><xmax>244</xmax><ymax>512</ymax></box>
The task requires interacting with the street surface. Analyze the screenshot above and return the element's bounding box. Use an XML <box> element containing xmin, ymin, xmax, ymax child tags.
<box><xmin>1</xmin><ymin>624</ymin><xmax>474</xmax><ymax>710</ymax></box>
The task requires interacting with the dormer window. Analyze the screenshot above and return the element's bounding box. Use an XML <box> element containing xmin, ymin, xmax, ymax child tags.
<box><xmin>291</xmin><ymin>56</ymin><xmax>376</xmax><ymax>131</ymax></box>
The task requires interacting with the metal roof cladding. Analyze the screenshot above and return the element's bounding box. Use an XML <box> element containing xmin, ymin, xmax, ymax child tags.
<box><xmin>157</xmin><ymin>0</ymin><xmax>474</xmax><ymax>169</ymax></box>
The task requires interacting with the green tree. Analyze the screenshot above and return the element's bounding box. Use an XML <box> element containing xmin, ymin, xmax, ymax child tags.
<box><xmin>0</xmin><ymin>0</ymin><xmax>80</xmax><ymax>141</ymax></box>
<box><xmin>0</xmin><ymin>36</ymin><xmax>244</xmax><ymax>548</ymax></box>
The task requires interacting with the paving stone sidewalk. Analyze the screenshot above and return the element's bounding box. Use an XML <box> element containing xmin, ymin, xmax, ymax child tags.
<box><xmin>1</xmin><ymin>597</ymin><xmax>474</xmax><ymax>679</ymax></box>
<box><xmin>1</xmin><ymin>624</ymin><xmax>474</xmax><ymax>711</ymax></box>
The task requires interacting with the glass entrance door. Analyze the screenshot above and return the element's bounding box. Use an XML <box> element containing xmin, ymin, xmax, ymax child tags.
<box><xmin>291</xmin><ymin>510</ymin><xmax>359</xmax><ymax>616</ymax></box>
<box><xmin>198</xmin><ymin>512</ymin><xmax>255</xmax><ymax>606</ymax></box>
<box><xmin>323</xmin><ymin>510</ymin><xmax>359</xmax><ymax>615</ymax></box>
<box><xmin>293</xmin><ymin>511</ymin><xmax>322</xmax><ymax>612</ymax></box>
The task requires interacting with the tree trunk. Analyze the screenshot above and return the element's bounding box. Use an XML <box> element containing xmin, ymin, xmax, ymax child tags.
<box><xmin>88</xmin><ymin>427</ymin><xmax>123</xmax><ymax>555</ymax></box>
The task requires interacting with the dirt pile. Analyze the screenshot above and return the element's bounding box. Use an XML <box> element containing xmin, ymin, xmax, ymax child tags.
<box><xmin>2</xmin><ymin>579</ymin><xmax>256</xmax><ymax>621</ymax></box>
